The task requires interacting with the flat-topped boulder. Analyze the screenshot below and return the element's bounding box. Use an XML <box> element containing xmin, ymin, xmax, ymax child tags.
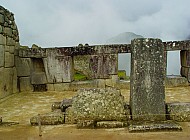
<box><xmin>72</xmin><ymin>88</ymin><xmax>130</xmax><ymax>123</ymax></box>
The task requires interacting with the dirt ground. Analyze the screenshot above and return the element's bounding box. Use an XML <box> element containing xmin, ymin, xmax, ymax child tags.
<box><xmin>0</xmin><ymin>87</ymin><xmax>190</xmax><ymax>140</ymax></box>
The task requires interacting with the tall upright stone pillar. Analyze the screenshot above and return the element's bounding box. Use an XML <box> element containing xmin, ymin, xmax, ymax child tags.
<box><xmin>130</xmin><ymin>38</ymin><xmax>166</xmax><ymax>121</ymax></box>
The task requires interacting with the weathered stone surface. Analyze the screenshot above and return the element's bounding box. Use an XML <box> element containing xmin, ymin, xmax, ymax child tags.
<box><xmin>5</xmin><ymin>52</ymin><xmax>14</xmax><ymax>67</ymax></box>
<box><xmin>95</xmin><ymin>79</ymin><xmax>106</xmax><ymax>88</ymax></box>
<box><xmin>105</xmin><ymin>75</ymin><xmax>119</xmax><ymax>87</ymax></box>
<box><xmin>64</xmin><ymin>107</ymin><xmax>77</xmax><ymax>124</ymax></box>
<box><xmin>165</xmin><ymin>76</ymin><xmax>189</xmax><ymax>87</ymax></box>
<box><xmin>51</xmin><ymin>102</ymin><xmax>61</xmax><ymax>111</ymax></box>
<box><xmin>0</xmin><ymin>34</ymin><xmax>6</xmax><ymax>45</ymax></box>
<box><xmin>72</xmin><ymin>88</ymin><xmax>128</xmax><ymax>121</ymax></box>
<box><xmin>31</xmin><ymin>72</ymin><xmax>47</xmax><ymax>84</ymax></box>
<box><xmin>0</xmin><ymin>45</ymin><xmax>4</xmax><ymax>67</ymax></box>
<box><xmin>167</xmin><ymin>102</ymin><xmax>190</xmax><ymax>122</ymax></box>
<box><xmin>0</xmin><ymin>14</ymin><xmax>4</xmax><ymax>24</ymax></box>
<box><xmin>0</xmin><ymin>68</ymin><xmax>13</xmax><ymax>98</ymax></box>
<box><xmin>12</xmin><ymin>67</ymin><xmax>18</xmax><ymax>93</ymax></box>
<box><xmin>181</xmin><ymin>67</ymin><xmax>190</xmax><ymax>82</ymax></box>
<box><xmin>43</xmin><ymin>50</ymin><xmax>74</xmax><ymax>83</ymax></box>
<box><xmin>180</xmin><ymin>50</ymin><xmax>190</xmax><ymax>67</ymax></box>
<box><xmin>4</xmin><ymin>27</ymin><xmax>12</xmax><ymax>37</ymax></box>
<box><xmin>77</xmin><ymin>120</ymin><xmax>96</xmax><ymax>129</ymax></box>
<box><xmin>130</xmin><ymin>38</ymin><xmax>166</xmax><ymax>121</ymax></box>
<box><xmin>0</xmin><ymin>25</ymin><xmax>3</xmax><ymax>33</ymax></box>
<box><xmin>70</xmin><ymin>80</ymin><xmax>97</xmax><ymax>91</ymax></box>
<box><xmin>15</xmin><ymin>57</ymin><xmax>31</xmax><ymax>77</ymax></box>
<box><xmin>47</xmin><ymin>84</ymin><xmax>55</xmax><ymax>91</ymax></box>
<box><xmin>74</xmin><ymin>55</ymin><xmax>93</xmax><ymax>79</ymax></box>
<box><xmin>19</xmin><ymin>77</ymin><xmax>33</xmax><ymax>92</ymax></box>
<box><xmin>60</xmin><ymin>99</ymin><xmax>72</xmax><ymax>112</ymax></box>
<box><xmin>30</xmin><ymin>112</ymin><xmax>65</xmax><ymax>125</ymax></box>
<box><xmin>54</xmin><ymin>83</ymin><xmax>70</xmax><ymax>91</ymax></box>
<box><xmin>128</xmin><ymin>121</ymin><xmax>182</xmax><ymax>132</ymax></box>
<box><xmin>19</xmin><ymin>48</ymin><xmax>46</xmax><ymax>58</ymax></box>
<box><xmin>96</xmin><ymin>121</ymin><xmax>125</xmax><ymax>128</ymax></box>
<box><xmin>6</xmin><ymin>37</ymin><xmax>15</xmax><ymax>46</ymax></box>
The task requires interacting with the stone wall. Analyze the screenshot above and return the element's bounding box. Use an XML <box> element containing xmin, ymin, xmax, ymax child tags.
<box><xmin>0</xmin><ymin>6</ymin><xmax>19</xmax><ymax>98</ymax></box>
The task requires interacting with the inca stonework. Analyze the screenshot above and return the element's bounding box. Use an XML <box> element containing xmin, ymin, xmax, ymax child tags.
<box><xmin>1</xmin><ymin>5</ymin><xmax>190</xmax><ymax>132</ymax></box>
<box><xmin>0</xmin><ymin>6</ymin><xmax>19</xmax><ymax>98</ymax></box>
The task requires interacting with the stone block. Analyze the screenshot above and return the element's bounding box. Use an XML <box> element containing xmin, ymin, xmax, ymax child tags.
<box><xmin>4</xmin><ymin>45</ymin><xmax>9</xmax><ymax>52</ymax></box>
<box><xmin>77</xmin><ymin>120</ymin><xmax>96</xmax><ymax>129</ymax></box>
<box><xmin>47</xmin><ymin>84</ymin><xmax>55</xmax><ymax>91</ymax></box>
<box><xmin>0</xmin><ymin>34</ymin><xmax>6</xmax><ymax>45</ymax></box>
<box><xmin>0</xmin><ymin>45</ymin><xmax>4</xmax><ymax>67</ymax></box>
<box><xmin>70</xmin><ymin>80</ymin><xmax>97</xmax><ymax>91</ymax></box>
<box><xmin>165</xmin><ymin>76</ymin><xmax>189</xmax><ymax>87</ymax></box>
<box><xmin>51</xmin><ymin>102</ymin><xmax>61</xmax><ymax>111</ymax></box>
<box><xmin>128</xmin><ymin>121</ymin><xmax>182</xmax><ymax>132</ymax></box>
<box><xmin>95</xmin><ymin>79</ymin><xmax>106</xmax><ymax>88</ymax></box>
<box><xmin>15</xmin><ymin>57</ymin><xmax>31</xmax><ymax>77</ymax></box>
<box><xmin>72</xmin><ymin>88</ymin><xmax>128</xmax><ymax>122</ymax></box>
<box><xmin>105</xmin><ymin>75</ymin><xmax>119</xmax><ymax>87</ymax></box>
<box><xmin>64</xmin><ymin>107</ymin><xmax>77</xmax><ymax>124</ymax></box>
<box><xmin>43</xmin><ymin>52</ymin><xmax>74</xmax><ymax>83</ymax></box>
<box><xmin>0</xmin><ymin>25</ymin><xmax>3</xmax><ymax>33</ymax></box>
<box><xmin>54</xmin><ymin>83</ymin><xmax>70</xmax><ymax>91</ymax></box>
<box><xmin>5</xmin><ymin>52</ymin><xmax>14</xmax><ymax>67</ymax></box>
<box><xmin>181</xmin><ymin>67</ymin><xmax>190</xmax><ymax>82</ymax></box>
<box><xmin>4</xmin><ymin>27</ymin><xmax>12</xmax><ymax>37</ymax></box>
<box><xmin>180</xmin><ymin>50</ymin><xmax>190</xmax><ymax>67</ymax></box>
<box><xmin>167</xmin><ymin>102</ymin><xmax>190</xmax><ymax>122</ymax></box>
<box><xmin>60</xmin><ymin>99</ymin><xmax>72</xmax><ymax>112</ymax></box>
<box><xmin>30</xmin><ymin>112</ymin><xmax>65</xmax><ymax>125</ymax></box>
<box><xmin>0</xmin><ymin>68</ymin><xmax>13</xmax><ymax>98</ymax></box>
<box><xmin>19</xmin><ymin>77</ymin><xmax>33</xmax><ymax>92</ymax></box>
<box><xmin>6</xmin><ymin>37</ymin><xmax>15</xmax><ymax>46</ymax></box>
<box><xmin>96</xmin><ymin>121</ymin><xmax>125</xmax><ymax>129</ymax></box>
<box><xmin>130</xmin><ymin>38</ymin><xmax>166</xmax><ymax>121</ymax></box>
<box><xmin>31</xmin><ymin>72</ymin><xmax>47</xmax><ymax>84</ymax></box>
<box><xmin>13</xmin><ymin>67</ymin><xmax>18</xmax><ymax>93</ymax></box>
<box><xmin>0</xmin><ymin>14</ymin><xmax>4</xmax><ymax>24</ymax></box>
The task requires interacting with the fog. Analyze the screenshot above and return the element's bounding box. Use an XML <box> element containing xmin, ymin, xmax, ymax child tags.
<box><xmin>1</xmin><ymin>0</ymin><xmax>190</xmax><ymax>75</ymax></box>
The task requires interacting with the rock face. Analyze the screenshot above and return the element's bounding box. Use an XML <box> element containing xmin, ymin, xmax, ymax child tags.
<box><xmin>130</xmin><ymin>38</ymin><xmax>166</xmax><ymax>121</ymax></box>
<box><xmin>167</xmin><ymin>102</ymin><xmax>190</xmax><ymax>122</ymax></box>
<box><xmin>72</xmin><ymin>88</ymin><xmax>129</xmax><ymax>122</ymax></box>
<box><xmin>0</xmin><ymin>6</ymin><xmax>19</xmax><ymax>98</ymax></box>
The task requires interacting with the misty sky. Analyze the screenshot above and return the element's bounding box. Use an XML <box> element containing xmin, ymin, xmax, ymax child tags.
<box><xmin>1</xmin><ymin>0</ymin><xmax>190</xmax><ymax>75</ymax></box>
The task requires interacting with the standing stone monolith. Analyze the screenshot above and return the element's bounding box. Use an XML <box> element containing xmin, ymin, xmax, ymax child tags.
<box><xmin>130</xmin><ymin>38</ymin><xmax>166</xmax><ymax>121</ymax></box>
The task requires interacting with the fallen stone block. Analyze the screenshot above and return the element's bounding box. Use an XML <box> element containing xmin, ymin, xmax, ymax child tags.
<box><xmin>96</xmin><ymin>121</ymin><xmax>125</xmax><ymax>129</ymax></box>
<box><xmin>30</xmin><ymin>112</ymin><xmax>64</xmax><ymax>125</ymax></box>
<box><xmin>128</xmin><ymin>121</ymin><xmax>182</xmax><ymax>133</ymax></box>
<box><xmin>51</xmin><ymin>102</ymin><xmax>61</xmax><ymax>111</ymax></box>
<box><xmin>77</xmin><ymin>120</ymin><xmax>96</xmax><ymax>129</ymax></box>
<box><xmin>60</xmin><ymin>99</ymin><xmax>72</xmax><ymax>112</ymax></box>
<box><xmin>166</xmin><ymin>102</ymin><xmax>190</xmax><ymax>122</ymax></box>
<box><xmin>64</xmin><ymin>107</ymin><xmax>77</xmax><ymax>124</ymax></box>
<box><xmin>72</xmin><ymin>88</ymin><xmax>128</xmax><ymax>122</ymax></box>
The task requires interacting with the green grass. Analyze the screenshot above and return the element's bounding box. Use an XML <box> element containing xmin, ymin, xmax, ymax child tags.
<box><xmin>118</xmin><ymin>71</ymin><xmax>130</xmax><ymax>80</ymax></box>
<box><xmin>74</xmin><ymin>72</ymin><xmax>88</xmax><ymax>81</ymax></box>
<box><xmin>74</xmin><ymin>71</ymin><xmax>130</xmax><ymax>81</ymax></box>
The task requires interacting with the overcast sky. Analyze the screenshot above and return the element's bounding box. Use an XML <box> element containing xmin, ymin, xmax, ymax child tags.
<box><xmin>1</xmin><ymin>0</ymin><xmax>190</xmax><ymax>74</ymax></box>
